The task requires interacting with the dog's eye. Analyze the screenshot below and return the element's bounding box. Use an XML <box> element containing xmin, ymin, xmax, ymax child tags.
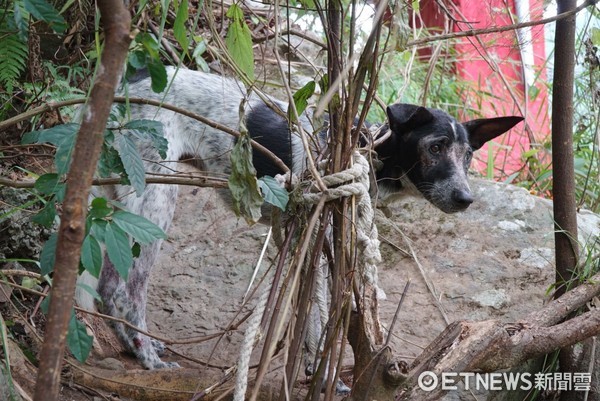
<box><xmin>429</xmin><ymin>144</ymin><xmax>442</xmax><ymax>154</ymax></box>
<box><xmin>466</xmin><ymin>149</ymin><xmax>473</xmax><ymax>160</ymax></box>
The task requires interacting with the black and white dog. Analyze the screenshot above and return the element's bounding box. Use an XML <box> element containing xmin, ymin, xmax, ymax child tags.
<box><xmin>82</xmin><ymin>67</ymin><xmax>523</xmax><ymax>369</ymax></box>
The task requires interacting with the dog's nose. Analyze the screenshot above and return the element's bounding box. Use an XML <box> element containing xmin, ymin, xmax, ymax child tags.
<box><xmin>452</xmin><ymin>189</ymin><xmax>474</xmax><ymax>207</ymax></box>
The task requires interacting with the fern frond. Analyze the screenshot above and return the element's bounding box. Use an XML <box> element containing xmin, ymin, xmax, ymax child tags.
<box><xmin>0</xmin><ymin>33</ymin><xmax>28</xmax><ymax>93</ymax></box>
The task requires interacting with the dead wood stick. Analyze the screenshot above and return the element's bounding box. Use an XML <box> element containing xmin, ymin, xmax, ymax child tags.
<box><xmin>32</xmin><ymin>2</ymin><xmax>132</xmax><ymax>400</ymax></box>
<box><xmin>396</xmin><ymin>276</ymin><xmax>600</xmax><ymax>400</ymax></box>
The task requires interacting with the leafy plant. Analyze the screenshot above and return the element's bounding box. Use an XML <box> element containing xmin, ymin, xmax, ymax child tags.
<box><xmin>0</xmin><ymin>313</ymin><xmax>19</xmax><ymax>401</ymax></box>
<box><xmin>0</xmin><ymin>0</ymin><xmax>67</xmax><ymax>93</ymax></box>
<box><xmin>0</xmin><ymin>32</ymin><xmax>28</xmax><ymax>94</ymax></box>
<box><xmin>22</xmin><ymin>0</ymin><xmax>67</xmax><ymax>33</ymax></box>
<box><xmin>66</xmin><ymin>312</ymin><xmax>93</xmax><ymax>363</ymax></box>
<box><xmin>225</xmin><ymin>3</ymin><xmax>255</xmax><ymax>81</ymax></box>
<box><xmin>229</xmin><ymin>130</ymin><xmax>265</xmax><ymax>224</ymax></box>
<box><xmin>21</xmin><ymin>108</ymin><xmax>173</xmax><ymax>361</ymax></box>
<box><xmin>572</xmin><ymin>30</ymin><xmax>600</xmax><ymax>213</ymax></box>
<box><xmin>126</xmin><ymin>33</ymin><xmax>168</xmax><ymax>93</ymax></box>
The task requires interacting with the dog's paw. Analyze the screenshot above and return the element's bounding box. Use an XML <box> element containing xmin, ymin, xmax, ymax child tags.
<box><xmin>305</xmin><ymin>363</ymin><xmax>315</xmax><ymax>377</ymax></box>
<box><xmin>335</xmin><ymin>379</ymin><xmax>351</xmax><ymax>396</ymax></box>
<box><xmin>304</xmin><ymin>364</ymin><xmax>351</xmax><ymax>395</ymax></box>
<box><xmin>151</xmin><ymin>338</ymin><xmax>167</xmax><ymax>356</ymax></box>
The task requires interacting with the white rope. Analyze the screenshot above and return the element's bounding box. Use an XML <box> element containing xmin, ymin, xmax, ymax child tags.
<box><xmin>352</xmin><ymin>152</ymin><xmax>385</xmax><ymax>299</ymax></box>
<box><xmin>313</xmin><ymin>153</ymin><xmax>382</xmax><ymax>291</ymax></box>
<box><xmin>304</xmin><ymin>255</ymin><xmax>330</xmax><ymax>371</ymax></box>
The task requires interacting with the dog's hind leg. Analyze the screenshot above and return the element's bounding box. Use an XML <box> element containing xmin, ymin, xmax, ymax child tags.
<box><xmin>98</xmin><ymin>184</ymin><xmax>179</xmax><ymax>369</ymax></box>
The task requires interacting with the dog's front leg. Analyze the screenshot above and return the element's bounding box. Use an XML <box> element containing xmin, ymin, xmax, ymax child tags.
<box><xmin>98</xmin><ymin>242</ymin><xmax>179</xmax><ymax>369</ymax></box>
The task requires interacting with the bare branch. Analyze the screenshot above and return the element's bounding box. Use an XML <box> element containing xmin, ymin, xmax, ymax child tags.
<box><xmin>32</xmin><ymin>2</ymin><xmax>132</xmax><ymax>400</ymax></box>
<box><xmin>0</xmin><ymin>175</ymin><xmax>228</xmax><ymax>190</ymax></box>
<box><xmin>397</xmin><ymin>274</ymin><xmax>600</xmax><ymax>400</ymax></box>
<box><xmin>0</xmin><ymin>96</ymin><xmax>289</xmax><ymax>175</ymax></box>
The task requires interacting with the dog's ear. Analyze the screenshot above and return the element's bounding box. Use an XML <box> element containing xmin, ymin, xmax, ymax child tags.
<box><xmin>463</xmin><ymin>116</ymin><xmax>524</xmax><ymax>150</ymax></box>
<box><xmin>386</xmin><ymin>104</ymin><xmax>434</xmax><ymax>134</ymax></box>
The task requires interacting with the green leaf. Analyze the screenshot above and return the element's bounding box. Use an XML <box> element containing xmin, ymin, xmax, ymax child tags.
<box><xmin>225</xmin><ymin>4</ymin><xmax>254</xmax><ymax>81</ymax></box>
<box><xmin>40</xmin><ymin>233</ymin><xmax>58</xmax><ymax>276</ymax></box>
<box><xmin>109</xmin><ymin>106</ymin><xmax>126</xmax><ymax>124</ymax></box>
<box><xmin>40</xmin><ymin>294</ymin><xmax>50</xmax><ymax>314</ymax></box>
<box><xmin>112</xmin><ymin>210</ymin><xmax>167</xmax><ymax>244</ymax></box>
<box><xmin>138</xmin><ymin>32</ymin><xmax>160</xmax><ymax>59</ymax></box>
<box><xmin>0</xmin><ymin>32</ymin><xmax>27</xmax><ymax>93</ymax></box>
<box><xmin>173</xmin><ymin>0</ymin><xmax>189</xmax><ymax>55</ymax></box>
<box><xmin>192</xmin><ymin>38</ymin><xmax>209</xmax><ymax>72</ymax></box>
<box><xmin>592</xmin><ymin>27</ymin><xmax>600</xmax><ymax>47</ymax></box>
<box><xmin>35</xmin><ymin>173</ymin><xmax>62</xmax><ymax>195</ymax></box>
<box><xmin>90</xmin><ymin>197</ymin><xmax>113</xmax><ymax>219</ymax></box>
<box><xmin>53</xmin><ymin>139</ymin><xmax>76</xmax><ymax>176</ymax></box>
<box><xmin>289</xmin><ymin>81</ymin><xmax>316</xmax><ymax>122</ymax></box>
<box><xmin>98</xmin><ymin>144</ymin><xmax>125</xmax><ymax>178</ymax></box>
<box><xmin>115</xmin><ymin>134</ymin><xmax>146</xmax><ymax>196</ymax></box>
<box><xmin>34</xmin><ymin>124</ymin><xmax>79</xmax><ymax>175</ymax></box>
<box><xmin>228</xmin><ymin>132</ymin><xmax>263</xmax><ymax>224</ymax></box>
<box><xmin>67</xmin><ymin>313</ymin><xmax>93</xmax><ymax>363</ymax></box>
<box><xmin>128</xmin><ymin>50</ymin><xmax>147</xmax><ymax>69</ymax></box>
<box><xmin>13</xmin><ymin>2</ymin><xmax>29</xmax><ymax>41</ymax></box>
<box><xmin>81</xmin><ymin>234</ymin><xmax>102</xmax><ymax>278</ymax></box>
<box><xmin>147</xmin><ymin>58</ymin><xmax>167</xmax><ymax>93</ymax></box>
<box><xmin>132</xmin><ymin>242</ymin><xmax>141</xmax><ymax>258</ymax></box>
<box><xmin>104</xmin><ymin>223</ymin><xmax>133</xmax><ymax>280</ymax></box>
<box><xmin>90</xmin><ymin>219</ymin><xmax>107</xmax><ymax>243</ymax></box>
<box><xmin>258</xmin><ymin>176</ymin><xmax>288</xmax><ymax>211</ymax></box>
<box><xmin>318</xmin><ymin>74</ymin><xmax>329</xmax><ymax>93</ymax></box>
<box><xmin>23</xmin><ymin>0</ymin><xmax>67</xmax><ymax>33</ymax></box>
<box><xmin>123</xmin><ymin>119</ymin><xmax>164</xmax><ymax>132</ymax></box>
<box><xmin>521</xmin><ymin>148</ymin><xmax>539</xmax><ymax>160</ymax></box>
<box><xmin>21</xmin><ymin>277</ymin><xmax>37</xmax><ymax>289</ymax></box>
<box><xmin>32</xmin><ymin>200</ymin><xmax>57</xmax><ymax>228</ymax></box>
<box><xmin>123</xmin><ymin>119</ymin><xmax>168</xmax><ymax>159</ymax></box>
<box><xmin>21</xmin><ymin>130</ymin><xmax>40</xmax><ymax>144</ymax></box>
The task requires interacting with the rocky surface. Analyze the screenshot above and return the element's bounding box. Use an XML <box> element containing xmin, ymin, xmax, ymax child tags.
<box><xmin>141</xmin><ymin>177</ymin><xmax>599</xmax><ymax>399</ymax></box>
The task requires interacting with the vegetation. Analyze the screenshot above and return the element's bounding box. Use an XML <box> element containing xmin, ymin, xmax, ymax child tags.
<box><xmin>0</xmin><ymin>0</ymin><xmax>599</xmax><ymax>400</ymax></box>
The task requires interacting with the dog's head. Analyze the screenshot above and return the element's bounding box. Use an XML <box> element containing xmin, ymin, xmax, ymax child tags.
<box><xmin>375</xmin><ymin>103</ymin><xmax>524</xmax><ymax>213</ymax></box>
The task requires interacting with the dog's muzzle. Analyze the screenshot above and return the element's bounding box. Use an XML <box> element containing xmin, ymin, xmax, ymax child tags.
<box><xmin>451</xmin><ymin>189</ymin><xmax>474</xmax><ymax>210</ymax></box>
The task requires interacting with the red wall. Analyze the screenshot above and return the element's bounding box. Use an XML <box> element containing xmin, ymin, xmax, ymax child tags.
<box><xmin>416</xmin><ymin>0</ymin><xmax>550</xmax><ymax>179</ymax></box>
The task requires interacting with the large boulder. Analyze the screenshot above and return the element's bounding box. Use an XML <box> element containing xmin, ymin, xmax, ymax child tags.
<box><xmin>142</xmin><ymin>177</ymin><xmax>598</xmax><ymax>399</ymax></box>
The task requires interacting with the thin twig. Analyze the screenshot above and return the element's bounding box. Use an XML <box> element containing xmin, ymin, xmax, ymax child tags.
<box><xmin>272</xmin><ymin>0</ymin><xmax>326</xmax><ymax>191</ymax></box>
<box><xmin>0</xmin><ymin>175</ymin><xmax>228</xmax><ymax>190</ymax></box>
<box><xmin>384</xmin><ymin>279</ymin><xmax>411</xmax><ymax>348</ymax></box>
<box><xmin>148</xmin><ymin>21</ymin><xmax>184</xmax><ymax>65</ymax></box>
